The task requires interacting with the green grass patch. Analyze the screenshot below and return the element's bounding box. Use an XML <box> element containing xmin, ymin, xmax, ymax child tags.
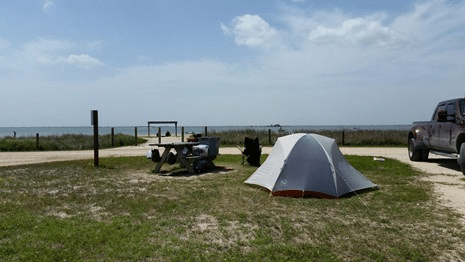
<box><xmin>0</xmin><ymin>155</ymin><xmax>464</xmax><ymax>261</ymax></box>
<box><xmin>208</xmin><ymin>129</ymin><xmax>407</xmax><ymax>147</ymax></box>
<box><xmin>0</xmin><ymin>134</ymin><xmax>146</xmax><ymax>152</ymax></box>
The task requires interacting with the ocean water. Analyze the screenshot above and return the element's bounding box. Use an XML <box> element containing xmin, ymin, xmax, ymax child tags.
<box><xmin>0</xmin><ymin>125</ymin><xmax>410</xmax><ymax>138</ymax></box>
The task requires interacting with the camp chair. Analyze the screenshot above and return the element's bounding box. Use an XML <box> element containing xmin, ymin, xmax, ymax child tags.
<box><xmin>238</xmin><ymin>137</ymin><xmax>261</xmax><ymax>167</ymax></box>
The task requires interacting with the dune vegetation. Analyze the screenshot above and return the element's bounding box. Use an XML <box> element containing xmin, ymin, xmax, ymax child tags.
<box><xmin>0</xmin><ymin>134</ymin><xmax>147</xmax><ymax>152</ymax></box>
<box><xmin>208</xmin><ymin>129</ymin><xmax>406</xmax><ymax>147</ymax></box>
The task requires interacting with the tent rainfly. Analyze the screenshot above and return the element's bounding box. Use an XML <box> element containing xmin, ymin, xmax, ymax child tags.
<box><xmin>245</xmin><ymin>133</ymin><xmax>377</xmax><ymax>198</ymax></box>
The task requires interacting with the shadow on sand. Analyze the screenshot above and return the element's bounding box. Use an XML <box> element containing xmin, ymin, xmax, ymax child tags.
<box><xmin>156</xmin><ymin>166</ymin><xmax>234</xmax><ymax>178</ymax></box>
<box><xmin>427</xmin><ymin>158</ymin><xmax>461</xmax><ymax>172</ymax></box>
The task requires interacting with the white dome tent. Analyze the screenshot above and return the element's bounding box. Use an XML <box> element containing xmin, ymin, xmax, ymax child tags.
<box><xmin>245</xmin><ymin>133</ymin><xmax>377</xmax><ymax>198</ymax></box>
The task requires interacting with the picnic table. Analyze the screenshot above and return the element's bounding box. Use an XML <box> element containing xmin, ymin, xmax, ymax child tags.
<box><xmin>149</xmin><ymin>142</ymin><xmax>200</xmax><ymax>173</ymax></box>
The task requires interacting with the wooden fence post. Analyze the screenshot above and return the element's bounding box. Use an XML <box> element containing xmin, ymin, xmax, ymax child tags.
<box><xmin>36</xmin><ymin>133</ymin><xmax>39</xmax><ymax>150</ymax></box>
<box><xmin>135</xmin><ymin>127</ymin><xmax>138</xmax><ymax>146</ymax></box>
<box><xmin>181</xmin><ymin>127</ymin><xmax>184</xmax><ymax>142</ymax></box>
<box><xmin>111</xmin><ymin>127</ymin><xmax>115</xmax><ymax>146</ymax></box>
<box><xmin>91</xmin><ymin>110</ymin><xmax>99</xmax><ymax>167</ymax></box>
<box><xmin>205</xmin><ymin>126</ymin><xmax>208</xmax><ymax>137</ymax></box>
<box><xmin>341</xmin><ymin>130</ymin><xmax>345</xmax><ymax>145</ymax></box>
<box><xmin>158</xmin><ymin>127</ymin><xmax>161</xmax><ymax>144</ymax></box>
<box><xmin>268</xmin><ymin>129</ymin><xmax>272</xmax><ymax>145</ymax></box>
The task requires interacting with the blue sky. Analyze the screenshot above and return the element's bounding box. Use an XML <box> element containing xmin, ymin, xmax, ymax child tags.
<box><xmin>1</xmin><ymin>0</ymin><xmax>464</xmax><ymax>127</ymax></box>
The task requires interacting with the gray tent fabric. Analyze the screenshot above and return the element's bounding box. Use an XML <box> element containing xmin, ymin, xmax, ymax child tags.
<box><xmin>244</xmin><ymin>133</ymin><xmax>377</xmax><ymax>198</ymax></box>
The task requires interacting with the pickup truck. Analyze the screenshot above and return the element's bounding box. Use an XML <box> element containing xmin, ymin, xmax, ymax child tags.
<box><xmin>408</xmin><ymin>98</ymin><xmax>465</xmax><ymax>175</ymax></box>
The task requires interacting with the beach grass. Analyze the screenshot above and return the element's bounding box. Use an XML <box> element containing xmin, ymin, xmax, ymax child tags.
<box><xmin>0</xmin><ymin>155</ymin><xmax>463</xmax><ymax>261</ymax></box>
<box><xmin>0</xmin><ymin>129</ymin><xmax>407</xmax><ymax>152</ymax></box>
<box><xmin>0</xmin><ymin>134</ymin><xmax>147</xmax><ymax>152</ymax></box>
<box><xmin>208</xmin><ymin>129</ymin><xmax>407</xmax><ymax>147</ymax></box>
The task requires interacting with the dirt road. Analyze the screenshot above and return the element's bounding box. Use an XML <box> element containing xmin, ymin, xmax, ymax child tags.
<box><xmin>1</xmin><ymin>136</ymin><xmax>464</xmax><ymax>221</ymax></box>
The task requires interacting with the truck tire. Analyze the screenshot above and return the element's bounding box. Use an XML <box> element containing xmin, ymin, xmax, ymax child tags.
<box><xmin>459</xmin><ymin>143</ymin><xmax>465</xmax><ymax>175</ymax></box>
<box><xmin>421</xmin><ymin>149</ymin><xmax>429</xmax><ymax>161</ymax></box>
<box><xmin>408</xmin><ymin>138</ymin><xmax>424</xmax><ymax>161</ymax></box>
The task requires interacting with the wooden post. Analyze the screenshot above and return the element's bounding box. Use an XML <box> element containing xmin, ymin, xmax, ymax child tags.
<box><xmin>181</xmin><ymin>127</ymin><xmax>184</xmax><ymax>142</ymax></box>
<box><xmin>135</xmin><ymin>127</ymin><xmax>138</xmax><ymax>146</ymax></box>
<box><xmin>36</xmin><ymin>133</ymin><xmax>39</xmax><ymax>150</ymax></box>
<box><xmin>158</xmin><ymin>127</ymin><xmax>161</xmax><ymax>144</ymax></box>
<box><xmin>111</xmin><ymin>127</ymin><xmax>115</xmax><ymax>146</ymax></box>
<box><xmin>268</xmin><ymin>129</ymin><xmax>272</xmax><ymax>145</ymax></box>
<box><xmin>205</xmin><ymin>126</ymin><xmax>208</xmax><ymax>137</ymax></box>
<box><xmin>342</xmin><ymin>130</ymin><xmax>345</xmax><ymax>146</ymax></box>
<box><xmin>148</xmin><ymin>123</ymin><xmax>150</xmax><ymax>137</ymax></box>
<box><xmin>91</xmin><ymin>110</ymin><xmax>99</xmax><ymax>167</ymax></box>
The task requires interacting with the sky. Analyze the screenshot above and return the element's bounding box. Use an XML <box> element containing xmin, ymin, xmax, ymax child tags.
<box><xmin>1</xmin><ymin>0</ymin><xmax>464</xmax><ymax>127</ymax></box>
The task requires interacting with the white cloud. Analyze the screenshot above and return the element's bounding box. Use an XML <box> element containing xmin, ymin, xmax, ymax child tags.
<box><xmin>221</xmin><ymin>14</ymin><xmax>278</xmax><ymax>47</ymax></box>
<box><xmin>391</xmin><ymin>0</ymin><xmax>465</xmax><ymax>51</ymax></box>
<box><xmin>87</xmin><ymin>40</ymin><xmax>104</xmax><ymax>51</ymax></box>
<box><xmin>137</xmin><ymin>55</ymin><xmax>153</xmax><ymax>62</ymax></box>
<box><xmin>24</xmin><ymin>38</ymin><xmax>72</xmax><ymax>56</ymax></box>
<box><xmin>2</xmin><ymin>38</ymin><xmax>104</xmax><ymax>70</ymax></box>
<box><xmin>222</xmin><ymin>11</ymin><xmax>408</xmax><ymax>50</ymax></box>
<box><xmin>0</xmin><ymin>37</ymin><xmax>9</xmax><ymax>49</ymax></box>
<box><xmin>308</xmin><ymin>17</ymin><xmax>407</xmax><ymax>49</ymax></box>
<box><xmin>42</xmin><ymin>1</ymin><xmax>55</xmax><ymax>13</ymax></box>
<box><xmin>58</xmin><ymin>54</ymin><xmax>104</xmax><ymax>69</ymax></box>
<box><xmin>223</xmin><ymin>1</ymin><xmax>464</xmax><ymax>54</ymax></box>
<box><xmin>8</xmin><ymin>38</ymin><xmax>72</xmax><ymax>67</ymax></box>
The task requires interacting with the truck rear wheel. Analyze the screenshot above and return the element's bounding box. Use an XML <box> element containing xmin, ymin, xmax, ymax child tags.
<box><xmin>459</xmin><ymin>143</ymin><xmax>465</xmax><ymax>175</ymax></box>
<box><xmin>408</xmin><ymin>138</ymin><xmax>426</xmax><ymax>161</ymax></box>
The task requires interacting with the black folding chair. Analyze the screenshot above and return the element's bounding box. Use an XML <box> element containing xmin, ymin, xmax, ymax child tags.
<box><xmin>240</xmin><ymin>137</ymin><xmax>261</xmax><ymax>167</ymax></box>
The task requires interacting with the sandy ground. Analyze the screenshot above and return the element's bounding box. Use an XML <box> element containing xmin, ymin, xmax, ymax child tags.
<box><xmin>1</xmin><ymin>135</ymin><xmax>464</xmax><ymax>222</ymax></box>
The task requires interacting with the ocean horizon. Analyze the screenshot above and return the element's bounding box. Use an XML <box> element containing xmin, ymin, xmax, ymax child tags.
<box><xmin>0</xmin><ymin>125</ymin><xmax>411</xmax><ymax>138</ymax></box>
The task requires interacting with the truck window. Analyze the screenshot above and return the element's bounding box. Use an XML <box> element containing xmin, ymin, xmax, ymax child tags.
<box><xmin>460</xmin><ymin>100</ymin><xmax>465</xmax><ymax>116</ymax></box>
<box><xmin>436</xmin><ymin>104</ymin><xmax>447</xmax><ymax>122</ymax></box>
<box><xmin>446</xmin><ymin>103</ymin><xmax>456</xmax><ymax>116</ymax></box>
<box><xmin>446</xmin><ymin>103</ymin><xmax>456</xmax><ymax>122</ymax></box>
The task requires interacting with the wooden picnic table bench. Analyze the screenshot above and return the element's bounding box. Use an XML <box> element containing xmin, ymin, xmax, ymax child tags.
<box><xmin>149</xmin><ymin>142</ymin><xmax>200</xmax><ymax>173</ymax></box>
